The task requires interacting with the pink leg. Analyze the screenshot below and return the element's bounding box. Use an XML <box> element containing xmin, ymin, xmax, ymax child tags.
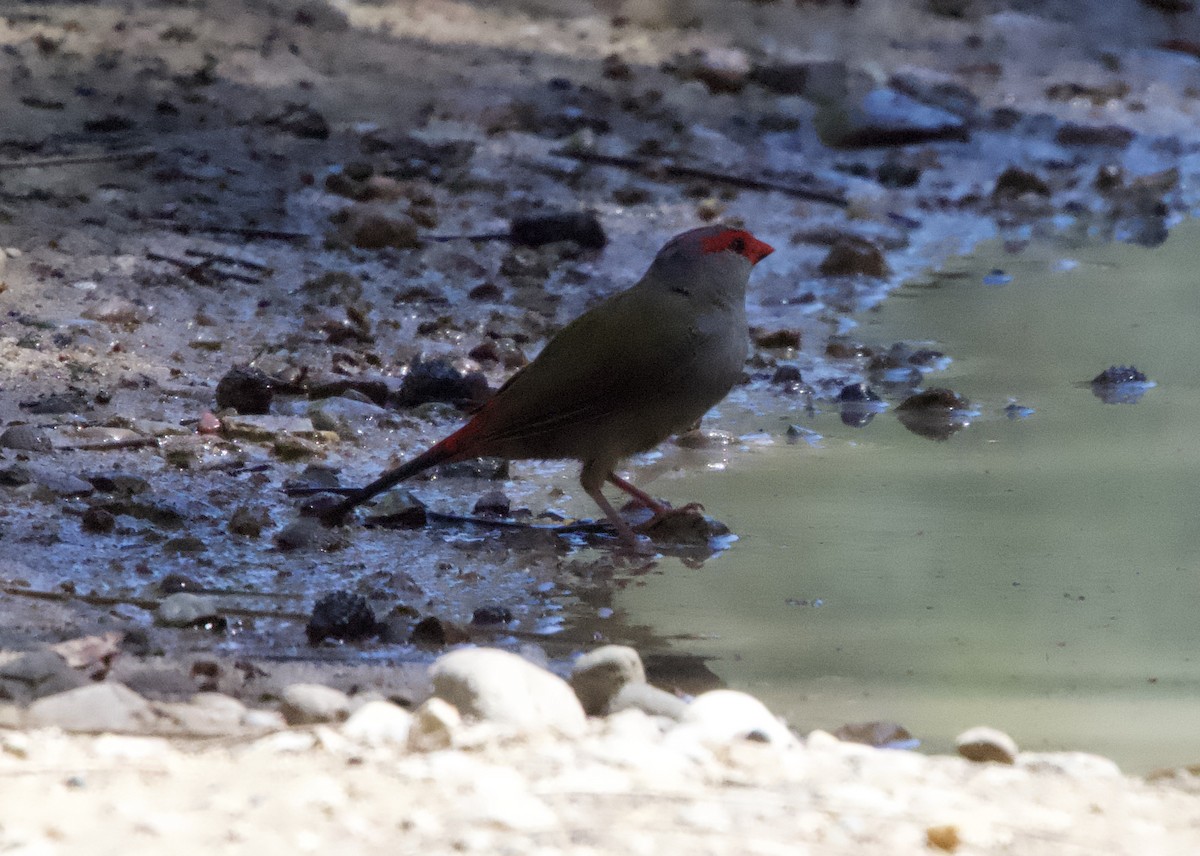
<box><xmin>606</xmin><ymin>472</ymin><xmax>669</xmax><ymax>515</ymax></box>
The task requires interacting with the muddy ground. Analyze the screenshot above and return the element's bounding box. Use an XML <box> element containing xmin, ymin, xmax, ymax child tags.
<box><xmin>2</xmin><ymin>0</ymin><xmax>1200</xmax><ymax>852</ymax></box>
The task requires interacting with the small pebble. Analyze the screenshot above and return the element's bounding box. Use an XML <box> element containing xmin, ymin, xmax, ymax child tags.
<box><xmin>280</xmin><ymin>683</ymin><xmax>352</xmax><ymax>725</ymax></box>
<box><xmin>956</xmin><ymin>725</ymin><xmax>1019</xmax><ymax>764</ymax></box>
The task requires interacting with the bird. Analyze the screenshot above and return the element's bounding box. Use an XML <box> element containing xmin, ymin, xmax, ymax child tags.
<box><xmin>321</xmin><ymin>224</ymin><xmax>774</xmax><ymax>546</ymax></box>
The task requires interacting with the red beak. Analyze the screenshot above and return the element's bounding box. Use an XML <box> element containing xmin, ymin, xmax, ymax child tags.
<box><xmin>745</xmin><ymin>235</ymin><xmax>774</xmax><ymax>265</ymax></box>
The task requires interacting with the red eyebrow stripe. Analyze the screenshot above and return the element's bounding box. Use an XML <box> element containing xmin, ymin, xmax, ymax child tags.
<box><xmin>700</xmin><ymin>230</ymin><xmax>775</xmax><ymax>264</ymax></box>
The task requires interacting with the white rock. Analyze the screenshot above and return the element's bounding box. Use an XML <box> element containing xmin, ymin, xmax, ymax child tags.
<box><xmin>607</xmin><ymin>682</ymin><xmax>688</xmax><ymax>720</ymax></box>
<box><xmin>152</xmin><ymin>693</ymin><xmax>250</xmax><ymax>737</ymax></box>
<box><xmin>342</xmin><ymin>700</ymin><xmax>413</xmax><ymax>747</ymax></box>
<box><xmin>570</xmin><ymin>644</ymin><xmax>645</xmax><ymax>715</ymax></box>
<box><xmin>26</xmin><ymin>682</ymin><xmax>159</xmax><ymax>733</ymax></box>
<box><xmin>280</xmin><ymin>683</ymin><xmax>352</xmax><ymax>725</ymax></box>
<box><xmin>679</xmin><ymin>689</ymin><xmax>798</xmax><ymax>747</ymax></box>
<box><xmin>408</xmin><ymin>697</ymin><xmax>462</xmax><ymax>752</ymax></box>
<box><xmin>956</xmin><ymin>725</ymin><xmax>1019</xmax><ymax>764</ymax></box>
<box><xmin>430</xmin><ymin>647</ymin><xmax>586</xmax><ymax>737</ymax></box>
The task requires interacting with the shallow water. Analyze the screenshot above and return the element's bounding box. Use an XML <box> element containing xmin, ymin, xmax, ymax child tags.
<box><xmin>617</xmin><ymin>221</ymin><xmax>1200</xmax><ymax>773</ymax></box>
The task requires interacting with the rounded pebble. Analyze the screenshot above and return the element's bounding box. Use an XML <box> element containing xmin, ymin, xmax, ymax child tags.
<box><xmin>956</xmin><ymin>725</ymin><xmax>1019</xmax><ymax>764</ymax></box>
<box><xmin>431</xmin><ymin>647</ymin><xmax>586</xmax><ymax>737</ymax></box>
<box><xmin>570</xmin><ymin>645</ymin><xmax>646</xmax><ymax>716</ymax></box>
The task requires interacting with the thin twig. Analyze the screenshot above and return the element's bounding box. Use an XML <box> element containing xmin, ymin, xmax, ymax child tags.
<box><xmin>149</xmin><ymin>219</ymin><xmax>310</xmax><ymax>244</ymax></box>
<box><xmin>0</xmin><ymin>585</ymin><xmax>310</xmax><ymax>621</ymax></box>
<box><xmin>182</xmin><ymin>248</ymin><xmax>273</xmax><ymax>272</ymax></box>
<box><xmin>548</xmin><ymin>149</ymin><xmax>849</xmax><ymax>207</ymax></box>
<box><xmin>146</xmin><ymin>251</ymin><xmax>262</xmax><ymax>285</ymax></box>
<box><xmin>63</xmin><ymin>437</ymin><xmax>160</xmax><ymax>452</ymax></box>
<box><xmin>0</xmin><ymin>147</ymin><xmax>156</xmax><ymax>171</ymax></box>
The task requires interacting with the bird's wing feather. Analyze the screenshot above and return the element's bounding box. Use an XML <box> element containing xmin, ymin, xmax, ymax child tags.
<box><xmin>468</xmin><ymin>286</ymin><xmax>701</xmax><ymax>450</ymax></box>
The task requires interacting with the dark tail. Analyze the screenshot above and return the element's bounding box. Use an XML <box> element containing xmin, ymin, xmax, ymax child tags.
<box><xmin>320</xmin><ymin>425</ymin><xmax>476</xmax><ymax>524</ymax></box>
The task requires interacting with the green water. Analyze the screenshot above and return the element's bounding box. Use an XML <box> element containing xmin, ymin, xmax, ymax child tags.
<box><xmin>618</xmin><ymin>222</ymin><xmax>1200</xmax><ymax>772</ymax></box>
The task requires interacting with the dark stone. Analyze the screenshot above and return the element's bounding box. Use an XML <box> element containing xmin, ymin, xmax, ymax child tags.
<box><xmin>818</xmin><ymin>237</ymin><xmax>889</xmax><ymax>277</ymax></box>
<box><xmin>410</xmin><ymin>615</ymin><xmax>470</xmax><ymax>647</ymax></box>
<box><xmin>510</xmin><ymin>211</ymin><xmax>606</xmax><ymax>249</ymax></box>
<box><xmin>392</xmin><ymin>357</ymin><xmax>490</xmax><ymax>408</ymax></box>
<box><xmin>19</xmin><ymin>390</ymin><xmax>90</xmax><ymax>415</ymax></box>
<box><xmin>897</xmin><ymin>388</ymin><xmax>969</xmax><ymax>412</ymax></box>
<box><xmin>877</xmin><ymin>156</ymin><xmax>921</xmax><ymax>188</ymax></box>
<box><xmin>267</xmin><ymin>103</ymin><xmax>330</xmax><ymax>139</ymax></box>
<box><xmin>158</xmin><ymin>573</ymin><xmax>201</xmax><ymax>594</ymax></box>
<box><xmin>84</xmin><ymin>115</ymin><xmax>134</xmax><ymax>134</ymax></box>
<box><xmin>434</xmin><ymin>458</ymin><xmax>509</xmax><ymax>480</ymax></box>
<box><xmin>471</xmin><ymin>605</ymin><xmax>514</xmax><ymax>626</ymax></box>
<box><xmin>0</xmin><ymin>650</ymin><xmax>87</xmax><ymax>703</ymax></box>
<box><xmin>83</xmin><ymin>472</ymin><xmax>150</xmax><ymax>495</ymax></box>
<box><xmin>472</xmin><ymin>490</ymin><xmax>511</xmax><ymax>517</ymax></box>
<box><xmin>838</xmin><ymin>383</ymin><xmax>880</xmax><ymax>402</ymax></box>
<box><xmin>1090</xmin><ymin>365</ymin><xmax>1153</xmax><ymax>404</ymax></box>
<box><xmin>992</xmin><ymin>166</ymin><xmax>1050</xmax><ymax>202</ymax></box>
<box><xmin>1055</xmin><ymin>123</ymin><xmax>1134</xmax><ymax>148</ymax></box>
<box><xmin>331</xmin><ymin>205</ymin><xmax>419</xmax><ymax>250</ymax></box>
<box><xmin>896</xmin><ymin>388</ymin><xmax>972</xmax><ymax>440</ymax></box>
<box><xmin>1092</xmin><ymin>365</ymin><xmax>1148</xmax><ymax>385</ymax></box>
<box><xmin>749</xmin><ymin>59</ymin><xmax>846</xmax><ymax>95</ymax></box>
<box><xmin>91</xmin><ymin>496</ymin><xmax>186</xmax><ymax>527</ymax></box>
<box><xmin>215</xmin><ymin>365</ymin><xmax>274</xmax><ymax>415</ymax></box>
<box><xmin>770</xmin><ymin>364</ymin><xmax>804</xmax><ymax>385</ymax></box>
<box><xmin>468</xmin><ymin>281</ymin><xmax>504</xmax><ymax>301</ymax></box>
<box><xmin>367</xmin><ymin>502</ymin><xmax>428</xmax><ymax>529</ymax></box>
<box><xmin>228</xmin><ymin>505</ymin><xmax>271</xmax><ymax>537</ymax></box>
<box><xmin>755</xmin><ymin>329</ymin><xmax>801</xmax><ymax>349</ymax></box>
<box><xmin>81</xmin><ymin>507</ymin><xmax>116</xmax><ymax>533</ymax></box>
<box><xmin>0</xmin><ymin>464</ymin><xmax>32</xmax><ymax>486</ymax></box>
<box><xmin>1</xmin><ymin>426</ymin><xmax>52</xmax><ymax>452</ymax></box>
<box><xmin>306</xmin><ymin>591</ymin><xmax>379</xmax><ymax>644</ymax></box>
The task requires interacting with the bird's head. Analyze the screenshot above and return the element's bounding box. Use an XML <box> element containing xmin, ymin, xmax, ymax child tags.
<box><xmin>645</xmin><ymin>225</ymin><xmax>774</xmax><ymax>301</ymax></box>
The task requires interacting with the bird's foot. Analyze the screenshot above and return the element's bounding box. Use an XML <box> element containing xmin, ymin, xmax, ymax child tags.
<box><xmin>634</xmin><ymin>503</ymin><xmax>725</xmax><ymax>543</ymax></box>
<box><xmin>635</xmin><ymin>502</ymin><xmax>706</xmax><ymax>528</ymax></box>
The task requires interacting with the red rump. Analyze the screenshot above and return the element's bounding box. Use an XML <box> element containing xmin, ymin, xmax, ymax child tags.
<box><xmin>699</xmin><ymin>229</ymin><xmax>774</xmax><ymax>264</ymax></box>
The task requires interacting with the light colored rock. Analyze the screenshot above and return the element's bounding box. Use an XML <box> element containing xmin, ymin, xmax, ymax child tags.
<box><xmin>154</xmin><ymin>692</ymin><xmax>252</xmax><ymax>736</ymax></box>
<box><xmin>606</xmin><ymin>682</ymin><xmax>688</xmax><ymax>721</ymax></box>
<box><xmin>408</xmin><ymin>697</ymin><xmax>462</xmax><ymax>752</ymax></box>
<box><xmin>570</xmin><ymin>645</ymin><xmax>645</xmax><ymax>715</ymax></box>
<box><xmin>155</xmin><ymin>592</ymin><xmax>221</xmax><ymax>627</ymax></box>
<box><xmin>431</xmin><ymin>647</ymin><xmax>586</xmax><ymax>737</ymax></box>
<box><xmin>31</xmin><ymin>469</ymin><xmax>94</xmax><ymax>497</ymax></box>
<box><xmin>242</xmin><ymin>709</ymin><xmax>288</xmax><ymax>732</ymax></box>
<box><xmin>956</xmin><ymin>726</ymin><xmax>1019</xmax><ymax>764</ymax></box>
<box><xmin>341</xmin><ymin>700</ymin><xmax>413</xmax><ymax>747</ymax></box>
<box><xmin>281</xmin><ymin>683</ymin><xmax>352</xmax><ymax>725</ymax></box>
<box><xmin>1</xmin><ymin>729</ymin><xmax>29</xmax><ymax>756</ymax></box>
<box><xmin>680</xmin><ymin>690</ymin><xmax>798</xmax><ymax>747</ymax></box>
<box><xmin>26</xmin><ymin>682</ymin><xmax>159</xmax><ymax>733</ymax></box>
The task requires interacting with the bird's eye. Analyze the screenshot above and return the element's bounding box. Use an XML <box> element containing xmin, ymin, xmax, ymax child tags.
<box><xmin>728</xmin><ymin>236</ymin><xmax>745</xmax><ymax>254</ymax></box>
